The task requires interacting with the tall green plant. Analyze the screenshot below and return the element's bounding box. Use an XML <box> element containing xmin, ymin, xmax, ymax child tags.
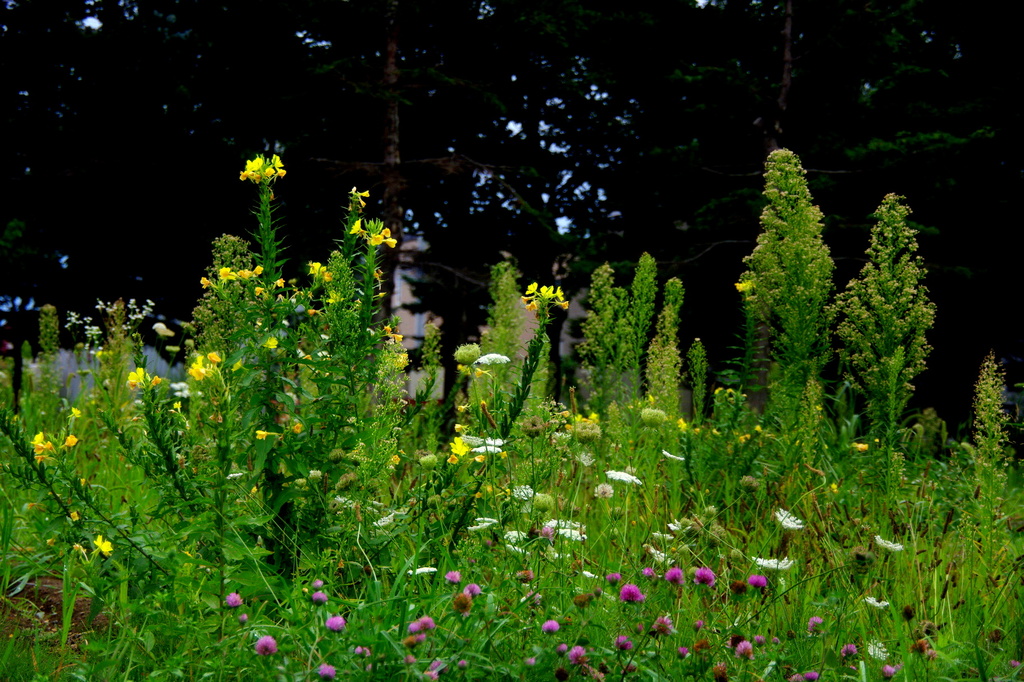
<box><xmin>833</xmin><ymin>194</ymin><xmax>935</xmax><ymax>468</ymax></box>
<box><xmin>645</xmin><ymin>277</ymin><xmax>684</xmax><ymax>417</ymax></box>
<box><xmin>743</xmin><ymin>149</ymin><xmax>834</xmax><ymax>431</ymax></box>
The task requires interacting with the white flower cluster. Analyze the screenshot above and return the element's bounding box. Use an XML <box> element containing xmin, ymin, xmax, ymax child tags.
<box><xmin>863</xmin><ymin>596</ymin><xmax>890</xmax><ymax>609</ymax></box>
<box><xmin>475</xmin><ymin>353</ymin><xmax>511</xmax><ymax>365</ymax></box>
<box><xmin>606</xmin><ymin>470</ymin><xmax>642</xmax><ymax>485</ymax></box>
<box><xmin>874</xmin><ymin>535</ymin><xmax>904</xmax><ymax>552</ymax></box>
<box><xmin>661</xmin><ymin>450</ymin><xmax>685</xmax><ymax>461</ymax></box>
<box><xmin>775</xmin><ymin>509</ymin><xmax>805</xmax><ymax>530</ymax></box>
<box><xmin>753</xmin><ymin>556</ymin><xmax>795</xmax><ymax>571</ymax></box>
<box><xmin>467</xmin><ymin>517</ymin><xmax>498</xmax><ymax>532</ymax></box>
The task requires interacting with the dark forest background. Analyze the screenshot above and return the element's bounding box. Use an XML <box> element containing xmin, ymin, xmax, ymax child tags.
<box><xmin>2</xmin><ymin>0</ymin><xmax>1020</xmax><ymax>430</ymax></box>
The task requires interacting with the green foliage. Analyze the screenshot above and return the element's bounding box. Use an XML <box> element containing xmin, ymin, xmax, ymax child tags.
<box><xmin>744</xmin><ymin>149</ymin><xmax>835</xmax><ymax>432</ymax></box>
<box><xmin>834</xmin><ymin>194</ymin><xmax>935</xmax><ymax>458</ymax></box>
<box><xmin>645</xmin><ymin>277</ymin><xmax>684</xmax><ymax>417</ymax></box>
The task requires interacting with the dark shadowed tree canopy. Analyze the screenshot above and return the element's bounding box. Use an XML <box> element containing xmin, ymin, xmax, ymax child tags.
<box><xmin>2</xmin><ymin>0</ymin><xmax>1020</xmax><ymax>425</ymax></box>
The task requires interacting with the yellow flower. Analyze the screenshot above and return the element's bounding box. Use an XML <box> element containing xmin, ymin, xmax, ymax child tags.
<box><xmin>450</xmin><ymin>437</ymin><xmax>471</xmax><ymax>457</ymax></box>
<box><xmin>93</xmin><ymin>535</ymin><xmax>113</xmax><ymax>557</ymax></box>
<box><xmin>349</xmin><ymin>219</ymin><xmax>365</xmax><ymax>235</ymax></box>
<box><xmin>291</xmin><ymin>422</ymin><xmax>304</xmax><ymax>434</ymax></box>
<box><xmin>72</xmin><ymin>543</ymin><xmax>86</xmax><ymax>557</ymax></box>
<box><xmin>70</xmin><ymin>511</ymin><xmax>80</xmax><ymax>522</ymax></box>
<box><xmin>263</xmin><ymin>337</ymin><xmax>279</xmax><ymax>349</ymax></box>
<box><xmin>274</xmin><ymin>278</ymin><xmax>285</xmax><ymax>288</ymax></box>
<box><xmin>677</xmin><ymin>418</ymin><xmax>689</xmax><ymax>432</ymax></box>
<box><xmin>351</xmin><ymin>187</ymin><xmax>369</xmax><ymax>208</ymax></box>
<box><xmin>735</xmin><ymin>280</ymin><xmax>754</xmax><ymax>293</ymax></box>
<box><xmin>127</xmin><ymin>367</ymin><xmax>151</xmax><ymax>390</ymax></box>
<box><xmin>232</xmin><ymin>360</ymin><xmax>244</xmax><ymax>372</ymax></box>
<box><xmin>207</xmin><ymin>351</ymin><xmax>222</xmax><ymax>364</ymax></box>
<box><xmin>254</xmin><ymin>286</ymin><xmax>265</xmax><ymax>296</ymax></box>
<box><xmin>390</xmin><ymin>454</ymin><xmax>401</xmax><ymax>466</ymax></box>
<box><xmin>854</xmin><ymin>442</ymin><xmax>869</xmax><ymax>452</ymax></box>
<box><xmin>256</xmin><ymin>430</ymin><xmax>281</xmax><ymax>440</ymax></box>
<box><xmin>64</xmin><ymin>434</ymin><xmax>79</xmax><ymax>448</ymax></box>
<box><xmin>188</xmin><ymin>356</ymin><xmax>211</xmax><ymax>381</ymax></box>
<box><xmin>71</xmin><ymin>407</ymin><xmax>82</xmax><ymax>418</ymax></box>
<box><xmin>32</xmin><ymin>432</ymin><xmax>55</xmax><ymax>455</ymax></box>
<box><xmin>454</xmin><ymin>423</ymin><xmax>466</xmax><ymax>433</ymax></box>
<box><xmin>173</xmin><ymin>401</ymin><xmax>182</xmax><ymax>410</ymax></box>
<box><xmin>271</xmin><ymin>154</ymin><xmax>286</xmax><ymax>178</ymax></box>
<box><xmin>473</xmin><ymin>454</ymin><xmax>486</xmax><ymax>463</ymax></box>
<box><xmin>200</xmin><ymin>276</ymin><xmax>212</xmax><ymax>289</ymax></box>
<box><xmin>254</xmin><ymin>265</ymin><xmax>264</xmax><ymax>276</ymax></box>
<box><xmin>383</xmin><ymin>325</ymin><xmax>403</xmax><ymax>344</ymax></box>
<box><xmin>447</xmin><ymin>453</ymin><xmax>460</xmax><ymax>465</ymax></box>
<box><xmin>218</xmin><ymin>267</ymin><xmax>237</xmax><ymax>281</ymax></box>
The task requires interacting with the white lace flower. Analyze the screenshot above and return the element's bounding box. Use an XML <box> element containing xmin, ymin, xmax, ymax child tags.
<box><xmin>646</xmin><ymin>545</ymin><xmax>671</xmax><ymax>564</ymax></box>
<box><xmin>576</xmin><ymin>451</ymin><xmax>595</xmax><ymax>466</ymax></box>
<box><xmin>863</xmin><ymin>596</ymin><xmax>890</xmax><ymax>609</ymax></box>
<box><xmin>667</xmin><ymin>520</ymin><xmax>685</xmax><ymax>532</ymax></box>
<box><xmin>874</xmin><ymin>535</ymin><xmax>904</xmax><ymax>552</ymax></box>
<box><xmin>775</xmin><ymin>509</ymin><xmax>805</xmax><ymax>530</ymax></box>
<box><xmin>467</xmin><ymin>517</ymin><xmax>498</xmax><ymax>531</ymax></box>
<box><xmin>593</xmin><ymin>483</ymin><xmax>614</xmax><ymax>498</ymax></box>
<box><xmin>475</xmin><ymin>354</ymin><xmax>511</xmax><ymax>365</ymax></box>
<box><xmin>373</xmin><ymin>513</ymin><xmax>396</xmax><ymax>528</ymax></box>
<box><xmin>582</xmin><ymin>570</ymin><xmax>599</xmax><ymax>579</ymax></box>
<box><xmin>484</xmin><ymin>438</ymin><xmax>505</xmax><ymax>447</ymax></box>
<box><xmin>226</xmin><ymin>472</ymin><xmax>244</xmax><ymax>480</ymax></box>
<box><xmin>460</xmin><ymin>435</ymin><xmax>485</xmax><ymax>447</ymax></box>
<box><xmin>512</xmin><ymin>485</ymin><xmax>534</xmax><ymax>500</ymax></box>
<box><xmin>661</xmin><ymin>450</ymin><xmax>686</xmax><ymax>461</ymax></box>
<box><xmin>606</xmin><ymin>470</ymin><xmax>642</xmax><ymax>485</ymax></box>
<box><xmin>471</xmin><ymin>445</ymin><xmax>503</xmax><ymax>454</ymax></box>
<box><xmin>407</xmin><ymin>566</ymin><xmax>437</xmax><ymax>576</ymax></box>
<box><xmin>557</xmin><ymin>528</ymin><xmax>586</xmax><ymax>541</ymax></box>
<box><xmin>651</xmin><ymin>532</ymin><xmax>673</xmax><ymax>540</ymax></box>
<box><xmin>867</xmin><ymin>641</ymin><xmax>888</xmax><ymax>660</ymax></box>
<box><xmin>544</xmin><ymin>519</ymin><xmax>583</xmax><ymax>529</ymax></box>
<box><xmin>504</xmin><ymin>530</ymin><xmax>528</xmax><ymax>543</ymax></box>
<box><xmin>753</xmin><ymin>556</ymin><xmax>795</xmax><ymax>571</ymax></box>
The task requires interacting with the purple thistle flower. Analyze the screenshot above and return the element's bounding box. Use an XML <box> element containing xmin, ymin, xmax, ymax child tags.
<box><xmin>615</xmin><ymin>635</ymin><xmax>633</xmax><ymax>651</ymax></box>
<box><xmin>748</xmin><ymin>574</ymin><xmax>767</xmax><ymax>588</ymax></box>
<box><xmin>1011</xmin><ymin>661</ymin><xmax>1022</xmax><ymax>668</ymax></box>
<box><xmin>408</xmin><ymin>616</ymin><xmax>436</xmax><ymax>633</ymax></box>
<box><xmin>238</xmin><ymin>613</ymin><xmax>248</xmax><ymax>624</ymax></box>
<box><xmin>312</xmin><ymin>579</ymin><xmax>325</xmax><ymax>589</ymax></box>
<box><xmin>568</xmin><ymin>646</ymin><xmax>587</xmax><ymax>665</ymax></box>
<box><xmin>694</xmin><ymin>567</ymin><xmax>716</xmax><ymax>587</ymax></box>
<box><xmin>225</xmin><ymin>592</ymin><xmax>243</xmax><ymax>608</ymax></box>
<box><xmin>255</xmin><ymin>636</ymin><xmax>277</xmax><ymax>656</ymax></box>
<box><xmin>318</xmin><ymin>663</ymin><xmax>336</xmax><ymax>680</ymax></box>
<box><xmin>807</xmin><ymin>616</ymin><xmax>823</xmax><ymax>633</ymax></box>
<box><xmin>404</xmin><ymin>655</ymin><xmax>416</xmax><ymax>665</ymax></box>
<box><xmin>677</xmin><ymin>647</ymin><xmax>689</xmax><ymax>659</ymax></box>
<box><xmin>540</xmin><ymin>526</ymin><xmax>555</xmax><ymax>541</ymax></box>
<box><xmin>525</xmin><ymin>657</ymin><xmax>536</xmax><ymax>666</ymax></box>
<box><xmin>841</xmin><ymin>643</ymin><xmax>858</xmax><ymax>658</ymax></box>
<box><xmin>664</xmin><ymin>567</ymin><xmax>684</xmax><ymax>585</ymax></box>
<box><xmin>458</xmin><ymin>660</ymin><xmax>468</xmax><ymax>669</ymax></box>
<box><xmin>803</xmin><ymin>673</ymin><xmax>819</xmax><ymax>681</ymax></box>
<box><xmin>311</xmin><ymin>591</ymin><xmax>328</xmax><ymax>605</ymax></box>
<box><xmin>650</xmin><ymin>615</ymin><xmax>675</xmax><ymax>636</ymax></box>
<box><xmin>788</xmin><ymin>675</ymin><xmax>805</xmax><ymax>682</ymax></box>
<box><xmin>542</xmin><ymin>620</ymin><xmax>560</xmax><ymax>634</ymax></box>
<box><xmin>445</xmin><ymin>571</ymin><xmax>462</xmax><ymax>584</ymax></box>
<box><xmin>772</xmin><ymin>636</ymin><xmax>780</xmax><ymax>644</ymax></box>
<box><xmin>754</xmin><ymin>635</ymin><xmax>766</xmax><ymax>645</ymax></box>
<box><xmin>326</xmin><ymin>615</ymin><xmax>346</xmax><ymax>632</ymax></box>
<box><xmin>619</xmin><ymin>584</ymin><xmax>645</xmax><ymax>603</ymax></box>
<box><xmin>882</xmin><ymin>665</ymin><xmax>898</xmax><ymax>679</ymax></box>
<box><xmin>735</xmin><ymin>640</ymin><xmax>754</xmax><ymax>659</ymax></box>
<box><xmin>556</xmin><ymin>643</ymin><xmax>568</xmax><ymax>655</ymax></box>
<box><xmin>606</xmin><ymin>572</ymin><xmax>622</xmax><ymax>585</ymax></box>
<box><xmin>641</xmin><ymin>567</ymin><xmax>657</xmax><ymax>578</ymax></box>
<box><xmin>463</xmin><ymin>583</ymin><xmax>482</xmax><ymax>597</ymax></box>
<box><xmin>694</xmin><ymin>619</ymin><xmax>705</xmax><ymax>631</ymax></box>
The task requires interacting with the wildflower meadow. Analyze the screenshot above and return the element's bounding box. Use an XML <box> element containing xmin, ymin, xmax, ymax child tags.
<box><xmin>1</xmin><ymin>149</ymin><xmax>1021</xmax><ymax>681</ymax></box>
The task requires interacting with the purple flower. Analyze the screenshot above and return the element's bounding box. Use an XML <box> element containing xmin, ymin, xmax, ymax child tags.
<box><xmin>788</xmin><ymin>676</ymin><xmax>805</xmax><ymax>682</ymax></box>
<box><xmin>841</xmin><ymin>643</ymin><xmax>858</xmax><ymax>658</ymax></box>
<box><xmin>735</xmin><ymin>640</ymin><xmax>753</xmax><ymax>659</ymax></box>
<box><xmin>641</xmin><ymin>567</ymin><xmax>657</xmax><ymax>578</ymax></box>
<box><xmin>311</xmin><ymin>591</ymin><xmax>328</xmax><ymax>605</ymax></box>
<box><xmin>540</xmin><ymin>526</ymin><xmax>555</xmax><ymax>541</ymax></box>
<box><xmin>463</xmin><ymin>583</ymin><xmax>482</xmax><ymax>597</ymax></box>
<box><xmin>255</xmin><ymin>636</ymin><xmax>277</xmax><ymax>656</ymax></box>
<box><xmin>318</xmin><ymin>663</ymin><xmax>336</xmax><ymax>680</ymax></box>
<box><xmin>677</xmin><ymin>647</ymin><xmax>689</xmax><ymax>658</ymax></box>
<box><xmin>225</xmin><ymin>592</ymin><xmax>243</xmax><ymax>608</ymax></box>
<box><xmin>542</xmin><ymin>620</ymin><xmax>560</xmax><ymax>634</ymax></box>
<box><xmin>238</xmin><ymin>613</ymin><xmax>249</xmax><ymax>624</ymax></box>
<box><xmin>568</xmin><ymin>646</ymin><xmax>587</xmax><ymax>665</ymax></box>
<box><xmin>458</xmin><ymin>660</ymin><xmax>468</xmax><ymax>669</ymax></box>
<box><xmin>615</xmin><ymin>635</ymin><xmax>633</xmax><ymax>651</ymax></box>
<box><xmin>1011</xmin><ymin>661</ymin><xmax>1022</xmax><ymax>668</ymax></box>
<box><xmin>882</xmin><ymin>665</ymin><xmax>899</xmax><ymax>679</ymax></box>
<box><xmin>445</xmin><ymin>571</ymin><xmax>462</xmax><ymax>584</ymax></box>
<box><xmin>619</xmin><ymin>584</ymin><xmax>645</xmax><ymax>603</ymax></box>
<box><xmin>326</xmin><ymin>615</ymin><xmax>346</xmax><ymax>632</ymax></box>
<box><xmin>803</xmin><ymin>673</ymin><xmax>819</xmax><ymax>681</ymax></box>
<box><xmin>408</xmin><ymin>616</ymin><xmax>436</xmax><ymax>633</ymax></box>
<box><xmin>754</xmin><ymin>635</ymin><xmax>766</xmax><ymax>645</ymax></box>
<box><xmin>354</xmin><ymin>646</ymin><xmax>370</xmax><ymax>657</ymax></box>
<box><xmin>694</xmin><ymin>567</ymin><xmax>716</xmax><ymax>587</ymax></box>
<box><xmin>664</xmin><ymin>567</ymin><xmax>684</xmax><ymax>585</ymax></box>
<box><xmin>404</xmin><ymin>655</ymin><xmax>416</xmax><ymax>665</ymax></box>
<box><xmin>556</xmin><ymin>643</ymin><xmax>568</xmax><ymax>655</ymax></box>
<box><xmin>650</xmin><ymin>615</ymin><xmax>674</xmax><ymax>636</ymax></box>
<box><xmin>606</xmin><ymin>572</ymin><xmax>622</xmax><ymax>585</ymax></box>
<box><xmin>807</xmin><ymin>616</ymin><xmax>823</xmax><ymax>633</ymax></box>
<box><xmin>772</xmin><ymin>637</ymin><xmax>780</xmax><ymax>644</ymax></box>
<box><xmin>694</xmin><ymin>619</ymin><xmax>705</xmax><ymax>631</ymax></box>
<box><xmin>525</xmin><ymin>657</ymin><xmax>536</xmax><ymax>666</ymax></box>
<box><xmin>312</xmin><ymin>579</ymin><xmax>325</xmax><ymax>589</ymax></box>
<box><xmin>748</xmin><ymin>574</ymin><xmax>767</xmax><ymax>588</ymax></box>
